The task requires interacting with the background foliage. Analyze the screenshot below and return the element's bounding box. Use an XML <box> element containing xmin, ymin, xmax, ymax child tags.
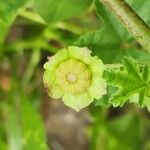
<box><xmin>0</xmin><ymin>0</ymin><xmax>150</xmax><ymax>150</ymax></box>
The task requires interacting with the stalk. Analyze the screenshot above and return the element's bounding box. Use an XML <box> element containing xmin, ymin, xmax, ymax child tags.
<box><xmin>100</xmin><ymin>0</ymin><xmax>150</xmax><ymax>53</ymax></box>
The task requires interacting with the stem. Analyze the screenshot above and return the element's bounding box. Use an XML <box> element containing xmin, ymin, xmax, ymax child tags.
<box><xmin>18</xmin><ymin>9</ymin><xmax>46</xmax><ymax>24</ymax></box>
<box><xmin>100</xmin><ymin>0</ymin><xmax>150</xmax><ymax>53</ymax></box>
<box><xmin>22</xmin><ymin>49</ymin><xmax>40</xmax><ymax>86</ymax></box>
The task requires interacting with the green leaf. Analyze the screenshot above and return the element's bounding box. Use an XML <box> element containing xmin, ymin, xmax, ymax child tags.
<box><xmin>0</xmin><ymin>103</ymin><xmax>8</xmax><ymax>150</ymax></box>
<box><xmin>20</xmin><ymin>94</ymin><xmax>48</xmax><ymax>150</ymax></box>
<box><xmin>0</xmin><ymin>141</ymin><xmax>7</xmax><ymax>150</ymax></box>
<box><xmin>74</xmin><ymin>29</ymin><xmax>122</xmax><ymax>64</ymax></box>
<box><xmin>5</xmin><ymin>104</ymin><xmax>22</xmax><ymax>150</ymax></box>
<box><xmin>94</xmin><ymin>0</ymin><xmax>128</xmax><ymax>41</ymax></box>
<box><xmin>5</xmin><ymin>91</ymin><xmax>48</xmax><ymax>150</ymax></box>
<box><xmin>0</xmin><ymin>0</ymin><xmax>28</xmax><ymax>45</ymax></box>
<box><xmin>94</xmin><ymin>86</ymin><xmax>115</xmax><ymax>107</ymax></box>
<box><xmin>75</xmin><ymin>0</ymin><xmax>150</xmax><ymax>64</ymax></box>
<box><xmin>103</xmin><ymin>57</ymin><xmax>150</xmax><ymax>110</ymax></box>
<box><xmin>34</xmin><ymin>0</ymin><xmax>93</xmax><ymax>23</ymax></box>
<box><xmin>106</xmin><ymin>113</ymin><xmax>149</xmax><ymax>150</ymax></box>
<box><xmin>122</xmin><ymin>57</ymin><xmax>142</xmax><ymax>81</ymax></box>
<box><xmin>90</xmin><ymin>107</ymin><xmax>150</xmax><ymax>150</ymax></box>
<box><xmin>75</xmin><ymin>29</ymin><xmax>150</xmax><ymax>64</ymax></box>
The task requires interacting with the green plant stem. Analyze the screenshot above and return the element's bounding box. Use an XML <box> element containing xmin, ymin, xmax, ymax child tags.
<box><xmin>100</xmin><ymin>0</ymin><xmax>150</xmax><ymax>53</ymax></box>
<box><xmin>18</xmin><ymin>9</ymin><xmax>46</xmax><ymax>24</ymax></box>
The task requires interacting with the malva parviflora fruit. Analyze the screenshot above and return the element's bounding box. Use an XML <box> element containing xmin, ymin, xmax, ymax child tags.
<box><xmin>43</xmin><ymin>46</ymin><xmax>106</xmax><ymax>111</ymax></box>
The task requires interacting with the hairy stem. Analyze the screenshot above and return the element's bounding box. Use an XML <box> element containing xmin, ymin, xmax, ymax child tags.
<box><xmin>100</xmin><ymin>0</ymin><xmax>150</xmax><ymax>53</ymax></box>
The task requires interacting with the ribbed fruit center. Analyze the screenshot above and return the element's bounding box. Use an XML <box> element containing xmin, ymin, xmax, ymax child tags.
<box><xmin>56</xmin><ymin>59</ymin><xmax>91</xmax><ymax>94</ymax></box>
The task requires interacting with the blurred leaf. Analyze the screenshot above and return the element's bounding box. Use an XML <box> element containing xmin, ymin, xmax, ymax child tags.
<box><xmin>0</xmin><ymin>140</ymin><xmax>7</xmax><ymax>150</ymax></box>
<box><xmin>0</xmin><ymin>0</ymin><xmax>29</xmax><ymax>45</ymax></box>
<box><xmin>5</xmin><ymin>91</ymin><xmax>48</xmax><ymax>150</ymax></box>
<box><xmin>0</xmin><ymin>103</ymin><xmax>8</xmax><ymax>150</ymax></box>
<box><xmin>90</xmin><ymin>107</ymin><xmax>107</xmax><ymax>150</ymax></box>
<box><xmin>105</xmin><ymin>113</ymin><xmax>149</xmax><ymax>150</ymax></box>
<box><xmin>34</xmin><ymin>0</ymin><xmax>93</xmax><ymax>23</ymax></box>
<box><xmin>20</xmin><ymin>93</ymin><xmax>48</xmax><ymax>150</ymax></box>
<box><xmin>5</xmin><ymin>104</ymin><xmax>22</xmax><ymax>150</ymax></box>
<box><xmin>91</xmin><ymin>108</ymin><xmax>150</xmax><ymax>150</ymax></box>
